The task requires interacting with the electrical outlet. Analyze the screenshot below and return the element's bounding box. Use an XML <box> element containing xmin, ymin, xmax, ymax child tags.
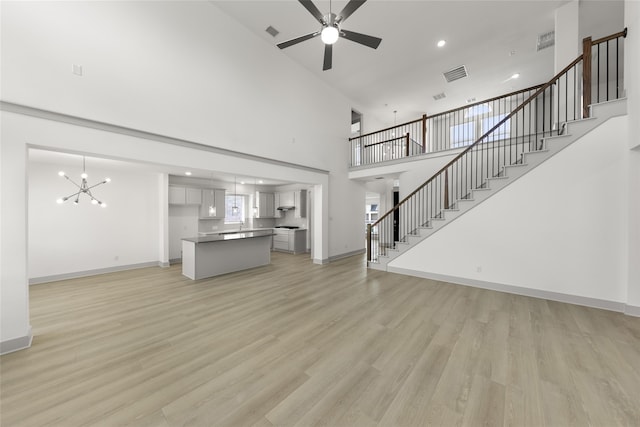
<box><xmin>476</xmin><ymin>266</ymin><xmax>482</xmax><ymax>273</ymax></box>
<box><xmin>114</xmin><ymin>255</ymin><xmax>119</xmax><ymax>261</ymax></box>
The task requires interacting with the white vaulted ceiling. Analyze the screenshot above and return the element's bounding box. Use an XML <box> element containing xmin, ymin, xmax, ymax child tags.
<box><xmin>212</xmin><ymin>0</ymin><xmax>623</xmax><ymax>126</ymax></box>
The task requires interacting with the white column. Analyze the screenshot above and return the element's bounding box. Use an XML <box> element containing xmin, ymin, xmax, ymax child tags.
<box><xmin>158</xmin><ymin>173</ymin><xmax>170</xmax><ymax>267</ymax></box>
<box><xmin>0</xmin><ymin>112</ymin><xmax>32</xmax><ymax>354</ymax></box>
<box><xmin>554</xmin><ymin>0</ymin><xmax>580</xmax><ymax>74</ymax></box>
<box><xmin>625</xmin><ymin>0</ymin><xmax>640</xmax><ymax>315</ymax></box>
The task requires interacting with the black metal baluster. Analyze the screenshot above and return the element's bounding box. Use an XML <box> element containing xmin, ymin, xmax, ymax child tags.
<box><xmin>606</xmin><ymin>40</ymin><xmax>610</xmax><ymax>101</ymax></box>
<box><xmin>597</xmin><ymin>43</ymin><xmax>600</xmax><ymax>103</ymax></box>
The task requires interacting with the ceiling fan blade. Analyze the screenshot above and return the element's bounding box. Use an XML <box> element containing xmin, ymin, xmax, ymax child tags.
<box><xmin>340</xmin><ymin>29</ymin><xmax>382</xmax><ymax>49</ymax></box>
<box><xmin>323</xmin><ymin>44</ymin><xmax>333</xmax><ymax>71</ymax></box>
<box><xmin>277</xmin><ymin>31</ymin><xmax>319</xmax><ymax>49</ymax></box>
<box><xmin>336</xmin><ymin>0</ymin><xmax>367</xmax><ymax>23</ymax></box>
<box><xmin>298</xmin><ymin>0</ymin><xmax>325</xmax><ymax>24</ymax></box>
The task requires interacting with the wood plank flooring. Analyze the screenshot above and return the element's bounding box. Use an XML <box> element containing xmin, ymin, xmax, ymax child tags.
<box><xmin>1</xmin><ymin>252</ymin><xmax>639</xmax><ymax>426</ymax></box>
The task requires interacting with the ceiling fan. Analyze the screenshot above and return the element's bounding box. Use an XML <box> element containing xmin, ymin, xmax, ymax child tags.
<box><xmin>277</xmin><ymin>0</ymin><xmax>382</xmax><ymax>71</ymax></box>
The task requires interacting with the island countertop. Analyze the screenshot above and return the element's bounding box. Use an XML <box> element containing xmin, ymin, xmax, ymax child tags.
<box><xmin>182</xmin><ymin>229</ymin><xmax>275</xmax><ymax>244</ymax></box>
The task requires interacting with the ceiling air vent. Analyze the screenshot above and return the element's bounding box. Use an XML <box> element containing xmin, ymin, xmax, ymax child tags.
<box><xmin>433</xmin><ymin>92</ymin><xmax>446</xmax><ymax>101</ymax></box>
<box><xmin>443</xmin><ymin>65</ymin><xmax>468</xmax><ymax>83</ymax></box>
<box><xmin>537</xmin><ymin>30</ymin><xmax>555</xmax><ymax>51</ymax></box>
<box><xmin>265</xmin><ymin>26</ymin><xmax>279</xmax><ymax>37</ymax></box>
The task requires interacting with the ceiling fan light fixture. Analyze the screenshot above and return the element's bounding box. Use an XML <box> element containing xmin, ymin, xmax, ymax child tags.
<box><xmin>321</xmin><ymin>26</ymin><xmax>339</xmax><ymax>44</ymax></box>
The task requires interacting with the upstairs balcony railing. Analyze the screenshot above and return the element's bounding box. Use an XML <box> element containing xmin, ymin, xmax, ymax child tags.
<box><xmin>367</xmin><ymin>29</ymin><xmax>627</xmax><ymax>264</ymax></box>
<box><xmin>349</xmin><ymin>29</ymin><xmax>627</xmax><ymax>170</ymax></box>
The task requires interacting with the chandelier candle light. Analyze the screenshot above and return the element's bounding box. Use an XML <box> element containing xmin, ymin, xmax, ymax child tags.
<box><xmin>56</xmin><ymin>157</ymin><xmax>110</xmax><ymax>207</ymax></box>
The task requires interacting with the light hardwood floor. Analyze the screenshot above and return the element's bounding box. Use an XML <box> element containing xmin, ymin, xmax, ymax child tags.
<box><xmin>1</xmin><ymin>253</ymin><xmax>639</xmax><ymax>426</ymax></box>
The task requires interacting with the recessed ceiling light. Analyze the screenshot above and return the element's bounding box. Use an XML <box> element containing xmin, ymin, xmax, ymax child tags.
<box><xmin>240</xmin><ymin>181</ymin><xmax>245</xmax><ymax>185</ymax></box>
<box><xmin>258</xmin><ymin>180</ymin><xmax>264</xmax><ymax>184</ymax></box>
<box><xmin>511</xmin><ymin>73</ymin><xmax>520</xmax><ymax>79</ymax></box>
<box><xmin>185</xmin><ymin>171</ymin><xmax>192</xmax><ymax>176</ymax></box>
<box><xmin>437</xmin><ymin>40</ymin><xmax>446</xmax><ymax>48</ymax></box>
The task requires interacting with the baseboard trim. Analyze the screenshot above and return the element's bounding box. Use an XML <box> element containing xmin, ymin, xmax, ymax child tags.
<box><xmin>313</xmin><ymin>258</ymin><xmax>329</xmax><ymax>265</ymax></box>
<box><xmin>387</xmin><ymin>267</ymin><xmax>628</xmax><ymax>314</ymax></box>
<box><xmin>328</xmin><ymin>248</ymin><xmax>366</xmax><ymax>263</ymax></box>
<box><xmin>624</xmin><ymin>304</ymin><xmax>640</xmax><ymax>317</ymax></box>
<box><xmin>0</xmin><ymin>327</ymin><xmax>33</xmax><ymax>355</ymax></box>
<box><xmin>29</xmin><ymin>261</ymin><xmax>162</xmax><ymax>285</ymax></box>
<box><xmin>159</xmin><ymin>261</ymin><xmax>170</xmax><ymax>268</ymax></box>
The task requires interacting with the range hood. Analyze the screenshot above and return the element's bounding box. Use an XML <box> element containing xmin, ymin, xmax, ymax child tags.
<box><xmin>277</xmin><ymin>205</ymin><xmax>295</xmax><ymax>211</ymax></box>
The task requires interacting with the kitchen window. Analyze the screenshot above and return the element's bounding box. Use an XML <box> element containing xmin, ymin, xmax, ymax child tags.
<box><xmin>225</xmin><ymin>194</ymin><xmax>245</xmax><ymax>224</ymax></box>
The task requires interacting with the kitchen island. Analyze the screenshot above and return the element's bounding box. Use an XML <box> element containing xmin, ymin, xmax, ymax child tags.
<box><xmin>181</xmin><ymin>230</ymin><xmax>274</xmax><ymax>280</ymax></box>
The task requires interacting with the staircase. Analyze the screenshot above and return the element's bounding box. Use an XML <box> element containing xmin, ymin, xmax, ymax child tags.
<box><xmin>365</xmin><ymin>29</ymin><xmax>628</xmax><ymax>269</ymax></box>
<box><xmin>368</xmin><ymin>98</ymin><xmax>627</xmax><ymax>270</ymax></box>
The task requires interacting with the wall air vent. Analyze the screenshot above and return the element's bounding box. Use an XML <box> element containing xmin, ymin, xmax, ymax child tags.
<box><xmin>433</xmin><ymin>92</ymin><xmax>446</xmax><ymax>101</ymax></box>
<box><xmin>537</xmin><ymin>30</ymin><xmax>555</xmax><ymax>51</ymax></box>
<box><xmin>265</xmin><ymin>26</ymin><xmax>280</xmax><ymax>37</ymax></box>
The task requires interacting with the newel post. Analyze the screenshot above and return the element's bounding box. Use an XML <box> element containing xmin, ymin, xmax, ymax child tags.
<box><xmin>583</xmin><ymin>36</ymin><xmax>592</xmax><ymax>118</ymax></box>
<box><xmin>366</xmin><ymin>223</ymin><xmax>372</xmax><ymax>262</ymax></box>
<box><xmin>422</xmin><ymin>114</ymin><xmax>427</xmax><ymax>153</ymax></box>
<box><xmin>444</xmin><ymin>168</ymin><xmax>449</xmax><ymax>209</ymax></box>
<box><xmin>405</xmin><ymin>133</ymin><xmax>410</xmax><ymax>157</ymax></box>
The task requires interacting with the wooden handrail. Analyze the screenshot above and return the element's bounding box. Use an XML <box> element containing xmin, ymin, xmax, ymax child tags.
<box><xmin>349</xmin><ymin>118</ymin><xmax>423</xmax><ymax>141</ymax></box>
<box><xmin>427</xmin><ymin>84</ymin><xmax>545</xmax><ymax>119</ymax></box>
<box><xmin>371</xmin><ymin>53</ymin><xmax>585</xmax><ymax>228</ymax></box>
<box><xmin>364</xmin><ymin>135</ymin><xmax>407</xmax><ymax>148</ymax></box>
<box><xmin>592</xmin><ymin>28</ymin><xmax>627</xmax><ymax>45</ymax></box>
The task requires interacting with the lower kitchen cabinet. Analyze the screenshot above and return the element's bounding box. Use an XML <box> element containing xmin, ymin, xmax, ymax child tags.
<box><xmin>272</xmin><ymin>228</ymin><xmax>306</xmax><ymax>254</ymax></box>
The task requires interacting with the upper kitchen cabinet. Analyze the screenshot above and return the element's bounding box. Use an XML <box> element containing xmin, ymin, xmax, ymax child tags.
<box><xmin>294</xmin><ymin>190</ymin><xmax>307</xmax><ymax>218</ymax></box>
<box><xmin>278</xmin><ymin>191</ymin><xmax>295</xmax><ymax>207</ymax></box>
<box><xmin>274</xmin><ymin>189</ymin><xmax>307</xmax><ymax>218</ymax></box>
<box><xmin>200</xmin><ymin>188</ymin><xmax>225</xmax><ymax>219</ymax></box>
<box><xmin>255</xmin><ymin>192</ymin><xmax>276</xmax><ymax>218</ymax></box>
<box><xmin>169</xmin><ymin>186</ymin><xmax>202</xmax><ymax>205</ymax></box>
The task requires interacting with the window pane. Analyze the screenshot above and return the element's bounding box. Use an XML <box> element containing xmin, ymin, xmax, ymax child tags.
<box><xmin>225</xmin><ymin>195</ymin><xmax>245</xmax><ymax>223</ymax></box>
<box><xmin>450</xmin><ymin>122</ymin><xmax>475</xmax><ymax>148</ymax></box>
<box><xmin>482</xmin><ymin>114</ymin><xmax>510</xmax><ymax>141</ymax></box>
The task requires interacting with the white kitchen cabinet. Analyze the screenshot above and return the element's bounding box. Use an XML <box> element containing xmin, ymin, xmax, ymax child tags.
<box><xmin>278</xmin><ymin>191</ymin><xmax>295</xmax><ymax>207</ymax></box>
<box><xmin>169</xmin><ymin>186</ymin><xmax>202</xmax><ymax>205</ymax></box>
<box><xmin>255</xmin><ymin>192</ymin><xmax>276</xmax><ymax>218</ymax></box>
<box><xmin>294</xmin><ymin>190</ymin><xmax>307</xmax><ymax>218</ymax></box>
<box><xmin>274</xmin><ymin>193</ymin><xmax>282</xmax><ymax>218</ymax></box>
<box><xmin>272</xmin><ymin>228</ymin><xmax>307</xmax><ymax>254</ymax></box>
<box><xmin>200</xmin><ymin>188</ymin><xmax>225</xmax><ymax>219</ymax></box>
<box><xmin>273</xmin><ymin>231</ymin><xmax>289</xmax><ymax>251</ymax></box>
<box><xmin>186</xmin><ymin>187</ymin><xmax>202</xmax><ymax>205</ymax></box>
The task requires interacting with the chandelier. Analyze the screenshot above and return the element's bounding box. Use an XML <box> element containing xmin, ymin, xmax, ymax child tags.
<box><xmin>56</xmin><ymin>156</ymin><xmax>110</xmax><ymax>207</ymax></box>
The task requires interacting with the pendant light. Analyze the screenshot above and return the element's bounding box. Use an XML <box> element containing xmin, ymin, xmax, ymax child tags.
<box><xmin>56</xmin><ymin>156</ymin><xmax>110</xmax><ymax>207</ymax></box>
<box><xmin>232</xmin><ymin>176</ymin><xmax>239</xmax><ymax>215</ymax></box>
<box><xmin>208</xmin><ymin>173</ymin><xmax>216</xmax><ymax>216</ymax></box>
<box><xmin>253</xmin><ymin>178</ymin><xmax>258</xmax><ymax>217</ymax></box>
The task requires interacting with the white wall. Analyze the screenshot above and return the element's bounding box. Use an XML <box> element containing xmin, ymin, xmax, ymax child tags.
<box><xmin>389</xmin><ymin>116</ymin><xmax>630</xmax><ymax>306</ymax></box>
<box><xmin>28</xmin><ymin>160</ymin><xmax>162</xmax><ymax>280</ymax></box>
<box><xmin>624</xmin><ymin>0</ymin><xmax>640</xmax><ymax>312</ymax></box>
